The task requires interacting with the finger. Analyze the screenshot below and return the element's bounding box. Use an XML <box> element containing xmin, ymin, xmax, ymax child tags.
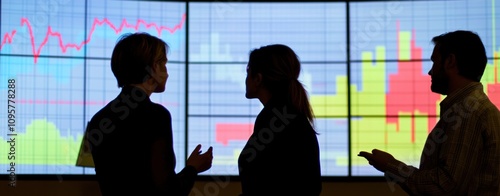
<box><xmin>206</xmin><ymin>146</ymin><xmax>213</xmax><ymax>154</ymax></box>
<box><xmin>199</xmin><ymin>146</ymin><xmax>212</xmax><ymax>153</ymax></box>
<box><xmin>202</xmin><ymin>147</ymin><xmax>213</xmax><ymax>158</ymax></box>
<box><xmin>208</xmin><ymin>147</ymin><xmax>214</xmax><ymax>158</ymax></box>
<box><xmin>360</xmin><ymin>154</ymin><xmax>374</xmax><ymax>161</ymax></box>
<box><xmin>190</xmin><ymin>144</ymin><xmax>202</xmax><ymax>156</ymax></box>
<box><xmin>372</xmin><ymin>149</ymin><xmax>384</xmax><ymax>154</ymax></box>
<box><xmin>358</xmin><ymin>151</ymin><xmax>372</xmax><ymax>158</ymax></box>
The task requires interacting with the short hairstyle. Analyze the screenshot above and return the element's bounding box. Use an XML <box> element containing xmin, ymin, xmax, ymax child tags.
<box><xmin>111</xmin><ymin>32</ymin><xmax>169</xmax><ymax>87</ymax></box>
<box><xmin>431</xmin><ymin>30</ymin><xmax>487</xmax><ymax>82</ymax></box>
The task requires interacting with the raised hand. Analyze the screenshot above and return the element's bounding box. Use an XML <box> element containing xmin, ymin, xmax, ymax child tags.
<box><xmin>186</xmin><ymin>144</ymin><xmax>213</xmax><ymax>173</ymax></box>
<box><xmin>358</xmin><ymin>149</ymin><xmax>397</xmax><ymax>172</ymax></box>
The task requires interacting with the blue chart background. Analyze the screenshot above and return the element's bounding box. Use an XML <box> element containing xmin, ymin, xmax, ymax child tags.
<box><xmin>0</xmin><ymin>0</ymin><xmax>498</xmax><ymax>176</ymax></box>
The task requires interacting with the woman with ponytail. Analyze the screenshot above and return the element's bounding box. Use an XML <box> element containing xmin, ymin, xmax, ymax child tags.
<box><xmin>238</xmin><ymin>44</ymin><xmax>322</xmax><ymax>196</ymax></box>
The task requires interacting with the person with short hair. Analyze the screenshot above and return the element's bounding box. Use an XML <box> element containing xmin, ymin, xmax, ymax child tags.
<box><xmin>359</xmin><ymin>30</ymin><xmax>500</xmax><ymax>196</ymax></box>
<box><xmin>86</xmin><ymin>32</ymin><xmax>213</xmax><ymax>196</ymax></box>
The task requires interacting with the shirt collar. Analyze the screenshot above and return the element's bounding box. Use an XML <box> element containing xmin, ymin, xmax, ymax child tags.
<box><xmin>440</xmin><ymin>82</ymin><xmax>483</xmax><ymax>113</ymax></box>
<box><xmin>120</xmin><ymin>85</ymin><xmax>152</xmax><ymax>104</ymax></box>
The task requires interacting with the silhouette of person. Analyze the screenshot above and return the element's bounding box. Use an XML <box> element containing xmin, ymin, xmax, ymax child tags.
<box><xmin>359</xmin><ymin>30</ymin><xmax>500</xmax><ymax>195</ymax></box>
<box><xmin>238</xmin><ymin>44</ymin><xmax>322</xmax><ymax>196</ymax></box>
<box><xmin>85</xmin><ymin>32</ymin><xmax>213</xmax><ymax>196</ymax></box>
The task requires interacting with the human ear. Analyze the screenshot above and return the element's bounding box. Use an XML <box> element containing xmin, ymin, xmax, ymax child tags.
<box><xmin>444</xmin><ymin>54</ymin><xmax>457</xmax><ymax>71</ymax></box>
<box><xmin>256</xmin><ymin>73</ymin><xmax>263</xmax><ymax>86</ymax></box>
<box><xmin>147</xmin><ymin>64</ymin><xmax>162</xmax><ymax>84</ymax></box>
<box><xmin>151</xmin><ymin>63</ymin><xmax>160</xmax><ymax>72</ymax></box>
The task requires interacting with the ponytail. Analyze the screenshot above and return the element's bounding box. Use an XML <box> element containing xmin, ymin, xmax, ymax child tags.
<box><xmin>288</xmin><ymin>80</ymin><xmax>316</xmax><ymax>133</ymax></box>
<box><xmin>247</xmin><ymin>44</ymin><xmax>316</xmax><ymax>134</ymax></box>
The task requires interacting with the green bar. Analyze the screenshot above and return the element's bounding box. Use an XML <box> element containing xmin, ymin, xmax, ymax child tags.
<box><xmin>399</xmin><ymin>32</ymin><xmax>411</xmax><ymax>60</ymax></box>
<box><xmin>376</xmin><ymin>46</ymin><xmax>385</xmax><ymax>61</ymax></box>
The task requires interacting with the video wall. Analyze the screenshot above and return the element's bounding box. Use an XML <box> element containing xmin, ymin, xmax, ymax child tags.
<box><xmin>0</xmin><ymin>0</ymin><xmax>498</xmax><ymax>177</ymax></box>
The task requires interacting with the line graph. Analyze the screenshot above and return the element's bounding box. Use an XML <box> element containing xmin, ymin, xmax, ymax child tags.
<box><xmin>0</xmin><ymin>0</ymin><xmax>187</xmax><ymax>175</ymax></box>
<box><xmin>0</xmin><ymin>14</ymin><xmax>186</xmax><ymax>63</ymax></box>
<box><xmin>1</xmin><ymin>0</ymin><xmax>498</xmax><ymax>177</ymax></box>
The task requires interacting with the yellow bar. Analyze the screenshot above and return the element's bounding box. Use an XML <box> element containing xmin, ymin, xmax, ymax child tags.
<box><xmin>399</xmin><ymin>32</ymin><xmax>411</xmax><ymax>60</ymax></box>
<box><xmin>351</xmin><ymin>48</ymin><xmax>386</xmax><ymax>116</ymax></box>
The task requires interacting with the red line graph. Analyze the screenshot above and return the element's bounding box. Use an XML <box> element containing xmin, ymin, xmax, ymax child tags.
<box><xmin>0</xmin><ymin>13</ymin><xmax>186</xmax><ymax>63</ymax></box>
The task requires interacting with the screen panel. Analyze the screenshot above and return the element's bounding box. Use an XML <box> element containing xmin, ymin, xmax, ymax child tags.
<box><xmin>0</xmin><ymin>0</ymin><xmax>186</xmax><ymax>175</ymax></box>
<box><xmin>0</xmin><ymin>0</ymin><xmax>87</xmax><ymax>175</ymax></box>
<box><xmin>188</xmin><ymin>2</ymin><xmax>348</xmax><ymax>176</ymax></box>
<box><xmin>349</xmin><ymin>0</ymin><xmax>500</xmax><ymax>176</ymax></box>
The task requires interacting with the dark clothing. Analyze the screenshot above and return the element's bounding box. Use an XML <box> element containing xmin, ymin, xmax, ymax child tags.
<box><xmin>385</xmin><ymin>82</ymin><xmax>500</xmax><ymax>195</ymax></box>
<box><xmin>238</xmin><ymin>97</ymin><xmax>322</xmax><ymax>196</ymax></box>
<box><xmin>85</xmin><ymin>85</ymin><xmax>196</xmax><ymax>196</ymax></box>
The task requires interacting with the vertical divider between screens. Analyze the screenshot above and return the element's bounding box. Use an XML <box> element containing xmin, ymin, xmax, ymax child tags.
<box><xmin>184</xmin><ymin>1</ymin><xmax>190</xmax><ymax>168</ymax></box>
<box><xmin>346</xmin><ymin>1</ymin><xmax>352</xmax><ymax>177</ymax></box>
<box><xmin>82</xmin><ymin>0</ymin><xmax>89</xmax><ymax>175</ymax></box>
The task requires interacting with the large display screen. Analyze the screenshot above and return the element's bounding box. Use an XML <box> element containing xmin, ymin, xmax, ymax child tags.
<box><xmin>0</xmin><ymin>0</ymin><xmax>498</xmax><ymax>177</ymax></box>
